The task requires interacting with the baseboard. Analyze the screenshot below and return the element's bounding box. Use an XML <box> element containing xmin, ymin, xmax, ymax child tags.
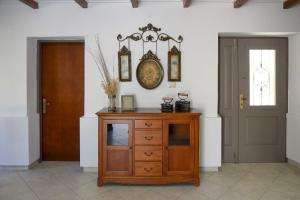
<box><xmin>201</xmin><ymin>167</ymin><xmax>219</xmax><ymax>172</ymax></box>
<box><xmin>288</xmin><ymin>158</ymin><xmax>300</xmax><ymax>169</ymax></box>
<box><xmin>28</xmin><ymin>159</ymin><xmax>40</xmax><ymax>169</ymax></box>
<box><xmin>0</xmin><ymin>165</ymin><xmax>29</xmax><ymax>170</ymax></box>
<box><xmin>82</xmin><ymin>167</ymin><xmax>98</xmax><ymax>172</ymax></box>
<box><xmin>0</xmin><ymin>159</ymin><xmax>39</xmax><ymax>171</ymax></box>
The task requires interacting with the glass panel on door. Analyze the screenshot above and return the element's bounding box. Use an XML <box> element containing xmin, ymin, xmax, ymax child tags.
<box><xmin>107</xmin><ymin>124</ymin><xmax>129</xmax><ymax>146</ymax></box>
<box><xmin>249</xmin><ymin>49</ymin><xmax>276</xmax><ymax>106</ymax></box>
<box><xmin>168</xmin><ymin>124</ymin><xmax>190</xmax><ymax>145</ymax></box>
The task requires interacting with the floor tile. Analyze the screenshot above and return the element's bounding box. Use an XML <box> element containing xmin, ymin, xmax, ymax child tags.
<box><xmin>270</xmin><ymin>179</ymin><xmax>300</xmax><ymax>197</ymax></box>
<box><xmin>188</xmin><ymin>180</ymin><xmax>228</xmax><ymax>199</ymax></box>
<box><xmin>149</xmin><ymin>184</ymin><xmax>193</xmax><ymax>199</ymax></box>
<box><xmin>139</xmin><ymin>190</ymin><xmax>170</xmax><ymax>200</ymax></box>
<box><xmin>1</xmin><ymin>162</ymin><xmax>300</xmax><ymax>200</ymax></box>
<box><xmin>0</xmin><ymin>172</ymin><xmax>31</xmax><ymax>197</ymax></box>
<box><xmin>73</xmin><ymin>180</ymin><xmax>113</xmax><ymax>199</ymax></box>
<box><xmin>177</xmin><ymin>191</ymin><xmax>212</xmax><ymax>200</ymax></box>
<box><xmin>0</xmin><ymin>190</ymin><xmax>39</xmax><ymax>200</ymax></box>
<box><xmin>260</xmin><ymin>190</ymin><xmax>295</xmax><ymax>200</ymax></box>
<box><xmin>218</xmin><ymin>190</ymin><xmax>262</xmax><ymax>200</ymax></box>
<box><xmin>205</xmin><ymin>172</ymin><xmax>242</xmax><ymax>188</ymax></box>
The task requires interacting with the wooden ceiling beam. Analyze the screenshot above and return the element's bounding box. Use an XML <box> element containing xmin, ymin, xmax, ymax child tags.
<box><xmin>18</xmin><ymin>0</ymin><xmax>38</xmax><ymax>9</ymax></box>
<box><xmin>131</xmin><ymin>0</ymin><xmax>139</xmax><ymax>8</ymax></box>
<box><xmin>183</xmin><ymin>0</ymin><xmax>191</xmax><ymax>8</ymax></box>
<box><xmin>283</xmin><ymin>0</ymin><xmax>300</xmax><ymax>9</ymax></box>
<box><xmin>74</xmin><ymin>0</ymin><xmax>88</xmax><ymax>8</ymax></box>
<box><xmin>234</xmin><ymin>0</ymin><xmax>248</xmax><ymax>8</ymax></box>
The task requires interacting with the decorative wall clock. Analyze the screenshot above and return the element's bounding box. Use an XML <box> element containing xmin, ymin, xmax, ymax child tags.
<box><xmin>136</xmin><ymin>50</ymin><xmax>164</xmax><ymax>89</ymax></box>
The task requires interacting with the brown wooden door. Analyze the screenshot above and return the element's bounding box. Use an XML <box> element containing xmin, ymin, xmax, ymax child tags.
<box><xmin>219</xmin><ymin>38</ymin><xmax>287</xmax><ymax>163</ymax></box>
<box><xmin>103</xmin><ymin>120</ymin><xmax>133</xmax><ymax>177</ymax></box>
<box><xmin>41</xmin><ymin>42</ymin><xmax>84</xmax><ymax>161</ymax></box>
<box><xmin>163</xmin><ymin>120</ymin><xmax>194</xmax><ymax>176</ymax></box>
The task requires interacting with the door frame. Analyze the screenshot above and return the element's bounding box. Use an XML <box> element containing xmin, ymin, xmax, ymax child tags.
<box><xmin>218</xmin><ymin>37</ymin><xmax>288</xmax><ymax>163</ymax></box>
<box><xmin>37</xmin><ymin>39</ymin><xmax>85</xmax><ymax>161</ymax></box>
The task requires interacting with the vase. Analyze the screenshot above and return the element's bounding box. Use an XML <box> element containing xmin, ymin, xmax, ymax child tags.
<box><xmin>108</xmin><ymin>95</ymin><xmax>116</xmax><ymax>112</ymax></box>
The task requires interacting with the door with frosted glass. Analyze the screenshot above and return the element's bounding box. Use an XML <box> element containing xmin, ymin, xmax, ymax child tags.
<box><xmin>219</xmin><ymin>38</ymin><xmax>287</xmax><ymax>163</ymax></box>
<box><xmin>238</xmin><ymin>39</ymin><xmax>287</xmax><ymax>162</ymax></box>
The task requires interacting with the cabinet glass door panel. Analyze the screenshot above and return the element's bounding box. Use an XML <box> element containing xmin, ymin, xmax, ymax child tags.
<box><xmin>107</xmin><ymin>124</ymin><xmax>129</xmax><ymax>146</ymax></box>
<box><xmin>168</xmin><ymin>124</ymin><xmax>190</xmax><ymax>145</ymax></box>
<box><xmin>103</xmin><ymin>120</ymin><xmax>132</xmax><ymax>177</ymax></box>
<box><xmin>164</xmin><ymin>120</ymin><xmax>194</xmax><ymax>176</ymax></box>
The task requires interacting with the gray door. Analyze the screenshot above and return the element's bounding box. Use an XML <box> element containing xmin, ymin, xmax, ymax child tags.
<box><xmin>219</xmin><ymin>38</ymin><xmax>287</xmax><ymax>163</ymax></box>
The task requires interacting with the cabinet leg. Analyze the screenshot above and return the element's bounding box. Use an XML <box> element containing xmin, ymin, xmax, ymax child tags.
<box><xmin>193</xmin><ymin>178</ymin><xmax>200</xmax><ymax>187</ymax></box>
<box><xmin>97</xmin><ymin>177</ymin><xmax>103</xmax><ymax>186</ymax></box>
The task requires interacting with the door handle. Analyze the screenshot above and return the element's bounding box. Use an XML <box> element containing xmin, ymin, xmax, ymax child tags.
<box><xmin>239</xmin><ymin>94</ymin><xmax>247</xmax><ymax>109</ymax></box>
<box><xmin>42</xmin><ymin>98</ymin><xmax>50</xmax><ymax>114</ymax></box>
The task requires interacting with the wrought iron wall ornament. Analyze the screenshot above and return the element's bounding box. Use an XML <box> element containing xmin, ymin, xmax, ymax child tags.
<box><xmin>117</xmin><ymin>23</ymin><xmax>183</xmax><ymax>55</ymax></box>
<box><xmin>118</xmin><ymin>46</ymin><xmax>132</xmax><ymax>82</ymax></box>
<box><xmin>117</xmin><ymin>23</ymin><xmax>183</xmax><ymax>89</ymax></box>
<box><xmin>168</xmin><ymin>46</ymin><xmax>181</xmax><ymax>82</ymax></box>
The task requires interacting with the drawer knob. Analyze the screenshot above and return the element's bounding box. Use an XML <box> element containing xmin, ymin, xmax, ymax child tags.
<box><xmin>144</xmin><ymin>136</ymin><xmax>153</xmax><ymax>141</ymax></box>
<box><xmin>145</xmin><ymin>122</ymin><xmax>152</xmax><ymax>127</ymax></box>
<box><xmin>144</xmin><ymin>167</ymin><xmax>153</xmax><ymax>172</ymax></box>
<box><xmin>144</xmin><ymin>152</ymin><xmax>153</xmax><ymax>156</ymax></box>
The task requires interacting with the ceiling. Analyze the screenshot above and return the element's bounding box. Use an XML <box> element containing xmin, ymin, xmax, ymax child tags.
<box><xmin>1</xmin><ymin>0</ymin><xmax>298</xmax><ymax>9</ymax></box>
<box><xmin>0</xmin><ymin>0</ymin><xmax>287</xmax><ymax>3</ymax></box>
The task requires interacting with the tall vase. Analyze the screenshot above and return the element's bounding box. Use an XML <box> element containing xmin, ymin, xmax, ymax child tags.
<box><xmin>108</xmin><ymin>95</ymin><xmax>116</xmax><ymax>112</ymax></box>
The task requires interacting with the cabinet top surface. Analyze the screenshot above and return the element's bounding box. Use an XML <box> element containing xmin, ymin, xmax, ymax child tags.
<box><xmin>97</xmin><ymin>108</ymin><xmax>201</xmax><ymax>116</ymax></box>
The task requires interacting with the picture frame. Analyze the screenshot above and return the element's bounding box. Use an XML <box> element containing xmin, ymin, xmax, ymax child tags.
<box><xmin>118</xmin><ymin>46</ymin><xmax>132</xmax><ymax>82</ymax></box>
<box><xmin>121</xmin><ymin>95</ymin><xmax>135</xmax><ymax>111</ymax></box>
<box><xmin>168</xmin><ymin>46</ymin><xmax>181</xmax><ymax>82</ymax></box>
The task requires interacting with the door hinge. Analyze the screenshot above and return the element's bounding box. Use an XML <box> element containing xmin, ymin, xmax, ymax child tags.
<box><xmin>233</xmin><ymin>39</ymin><xmax>238</xmax><ymax>50</ymax></box>
<box><xmin>233</xmin><ymin>152</ymin><xmax>237</xmax><ymax>163</ymax></box>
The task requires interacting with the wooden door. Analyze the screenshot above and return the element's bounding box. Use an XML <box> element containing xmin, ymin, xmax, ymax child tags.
<box><xmin>41</xmin><ymin>42</ymin><xmax>84</xmax><ymax>161</ymax></box>
<box><xmin>219</xmin><ymin>38</ymin><xmax>287</xmax><ymax>163</ymax></box>
<box><xmin>103</xmin><ymin>120</ymin><xmax>133</xmax><ymax>177</ymax></box>
<box><xmin>163</xmin><ymin>120</ymin><xmax>194</xmax><ymax>176</ymax></box>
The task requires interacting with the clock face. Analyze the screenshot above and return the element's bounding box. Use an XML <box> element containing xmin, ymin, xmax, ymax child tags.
<box><xmin>136</xmin><ymin>59</ymin><xmax>164</xmax><ymax>89</ymax></box>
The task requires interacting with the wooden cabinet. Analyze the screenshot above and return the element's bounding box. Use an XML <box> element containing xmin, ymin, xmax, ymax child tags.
<box><xmin>97</xmin><ymin>108</ymin><xmax>200</xmax><ymax>186</ymax></box>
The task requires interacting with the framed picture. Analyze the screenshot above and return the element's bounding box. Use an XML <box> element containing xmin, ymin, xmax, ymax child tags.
<box><xmin>168</xmin><ymin>46</ymin><xmax>181</xmax><ymax>82</ymax></box>
<box><xmin>121</xmin><ymin>95</ymin><xmax>135</xmax><ymax>111</ymax></box>
<box><xmin>118</xmin><ymin>46</ymin><xmax>132</xmax><ymax>82</ymax></box>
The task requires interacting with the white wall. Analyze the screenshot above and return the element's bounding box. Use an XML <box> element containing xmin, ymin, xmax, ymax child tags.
<box><xmin>27</xmin><ymin>38</ymin><xmax>40</xmax><ymax>165</ymax></box>
<box><xmin>0</xmin><ymin>1</ymin><xmax>300</xmax><ymax>167</ymax></box>
<box><xmin>287</xmin><ymin>34</ymin><xmax>300</xmax><ymax>164</ymax></box>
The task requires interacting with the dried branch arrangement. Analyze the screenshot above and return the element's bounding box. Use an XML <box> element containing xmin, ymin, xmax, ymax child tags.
<box><xmin>89</xmin><ymin>35</ymin><xmax>119</xmax><ymax>96</ymax></box>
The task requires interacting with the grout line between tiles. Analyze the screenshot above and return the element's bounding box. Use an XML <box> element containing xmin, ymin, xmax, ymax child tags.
<box><xmin>17</xmin><ymin>172</ymin><xmax>41</xmax><ymax>200</ymax></box>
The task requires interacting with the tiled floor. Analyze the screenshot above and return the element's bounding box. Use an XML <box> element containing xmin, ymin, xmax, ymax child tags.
<box><xmin>1</xmin><ymin>162</ymin><xmax>300</xmax><ymax>200</ymax></box>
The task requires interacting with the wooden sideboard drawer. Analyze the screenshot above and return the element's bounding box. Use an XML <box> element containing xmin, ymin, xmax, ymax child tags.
<box><xmin>135</xmin><ymin>162</ymin><xmax>162</xmax><ymax>177</ymax></box>
<box><xmin>135</xmin><ymin>131</ymin><xmax>162</xmax><ymax>145</ymax></box>
<box><xmin>135</xmin><ymin>120</ymin><xmax>162</xmax><ymax>129</ymax></box>
<box><xmin>135</xmin><ymin>146</ymin><xmax>162</xmax><ymax>161</ymax></box>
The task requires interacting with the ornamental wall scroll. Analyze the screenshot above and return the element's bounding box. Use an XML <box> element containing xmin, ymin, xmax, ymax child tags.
<box><xmin>117</xmin><ymin>23</ymin><xmax>183</xmax><ymax>89</ymax></box>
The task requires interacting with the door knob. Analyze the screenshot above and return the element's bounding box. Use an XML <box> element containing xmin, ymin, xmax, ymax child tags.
<box><xmin>42</xmin><ymin>98</ymin><xmax>50</xmax><ymax>114</ymax></box>
<box><xmin>239</xmin><ymin>94</ymin><xmax>247</xmax><ymax>109</ymax></box>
